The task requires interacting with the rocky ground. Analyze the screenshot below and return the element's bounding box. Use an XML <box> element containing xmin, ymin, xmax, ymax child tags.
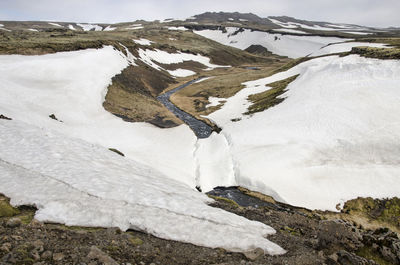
<box><xmin>1</xmin><ymin>191</ymin><xmax>400</xmax><ymax>265</ymax></box>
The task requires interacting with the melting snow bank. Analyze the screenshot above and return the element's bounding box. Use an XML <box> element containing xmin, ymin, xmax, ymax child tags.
<box><xmin>0</xmin><ymin>119</ymin><xmax>284</xmax><ymax>255</ymax></box>
<box><xmin>207</xmin><ymin>55</ymin><xmax>400</xmax><ymax>210</ymax></box>
<box><xmin>0</xmin><ymin>46</ymin><xmax>197</xmax><ymax>189</ymax></box>
<box><xmin>194</xmin><ymin>27</ymin><xmax>351</xmax><ymax>58</ymax></box>
<box><xmin>310</xmin><ymin>42</ymin><xmax>388</xmax><ymax>57</ymax></box>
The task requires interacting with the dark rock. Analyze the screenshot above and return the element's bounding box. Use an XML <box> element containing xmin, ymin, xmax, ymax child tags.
<box><xmin>0</xmin><ymin>114</ymin><xmax>12</xmax><ymax>120</ymax></box>
<box><xmin>41</xmin><ymin>250</ymin><xmax>52</xmax><ymax>260</ymax></box>
<box><xmin>243</xmin><ymin>247</ymin><xmax>264</xmax><ymax>261</ymax></box>
<box><xmin>108</xmin><ymin>148</ymin><xmax>125</xmax><ymax>157</ymax></box>
<box><xmin>49</xmin><ymin>114</ymin><xmax>62</xmax><ymax>122</ymax></box>
<box><xmin>317</xmin><ymin>220</ymin><xmax>362</xmax><ymax>252</ymax></box>
<box><xmin>336</xmin><ymin>250</ymin><xmax>377</xmax><ymax>265</ymax></box>
<box><xmin>379</xmin><ymin>245</ymin><xmax>398</xmax><ymax>264</ymax></box>
<box><xmin>6</xmin><ymin>217</ymin><xmax>21</xmax><ymax>228</ymax></box>
<box><xmin>87</xmin><ymin>246</ymin><xmax>118</xmax><ymax>265</ymax></box>
<box><xmin>1</xmin><ymin>242</ymin><xmax>12</xmax><ymax>253</ymax></box>
<box><xmin>52</xmin><ymin>252</ymin><xmax>65</xmax><ymax>261</ymax></box>
<box><xmin>32</xmin><ymin>239</ymin><xmax>44</xmax><ymax>253</ymax></box>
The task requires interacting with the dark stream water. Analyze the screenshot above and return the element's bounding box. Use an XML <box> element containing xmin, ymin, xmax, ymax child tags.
<box><xmin>157</xmin><ymin>78</ymin><xmax>214</xmax><ymax>139</ymax></box>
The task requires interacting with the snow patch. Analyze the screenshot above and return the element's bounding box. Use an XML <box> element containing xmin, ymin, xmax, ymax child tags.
<box><xmin>194</xmin><ymin>27</ymin><xmax>351</xmax><ymax>58</ymax></box>
<box><xmin>77</xmin><ymin>23</ymin><xmax>103</xmax><ymax>31</ymax></box>
<box><xmin>103</xmin><ymin>25</ymin><xmax>116</xmax><ymax>31</ymax></box>
<box><xmin>48</xmin><ymin>22</ymin><xmax>63</xmax><ymax>27</ymax></box>
<box><xmin>207</xmin><ymin>55</ymin><xmax>400</xmax><ymax>210</ymax></box>
<box><xmin>206</xmin><ymin>96</ymin><xmax>226</xmax><ymax>108</ymax></box>
<box><xmin>0</xmin><ymin>119</ymin><xmax>284</xmax><ymax>255</ymax></box>
<box><xmin>138</xmin><ymin>48</ymin><xmax>228</xmax><ymax>71</ymax></box>
<box><xmin>167</xmin><ymin>69</ymin><xmax>196</xmax><ymax>77</ymax></box>
<box><xmin>310</xmin><ymin>42</ymin><xmax>388</xmax><ymax>57</ymax></box>
<box><xmin>167</xmin><ymin>26</ymin><xmax>188</xmax><ymax>31</ymax></box>
<box><xmin>125</xmin><ymin>26</ymin><xmax>143</xmax><ymax>30</ymax></box>
<box><xmin>68</xmin><ymin>25</ymin><xmax>76</xmax><ymax>31</ymax></box>
<box><xmin>0</xmin><ymin>46</ymin><xmax>195</xmax><ymax>187</ymax></box>
<box><xmin>133</xmin><ymin>38</ymin><xmax>153</xmax><ymax>46</ymax></box>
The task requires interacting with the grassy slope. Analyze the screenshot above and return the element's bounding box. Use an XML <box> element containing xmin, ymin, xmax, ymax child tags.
<box><xmin>245</xmin><ymin>75</ymin><xmax>299</xmax><ymax>115</ymax></box>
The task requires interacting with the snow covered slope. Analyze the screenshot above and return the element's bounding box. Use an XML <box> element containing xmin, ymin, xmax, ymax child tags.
<box><xmin>207</xmin><ymin>55</ymin><xmax>400</xmax><ymax>210</ymax></box>
<box><xmin>0</xmin><ymin>46</ymin><xmax>198</xmax><ymax>188</ymax></box>
<box><xmin>0</xmin><ymin>119</ymin><xmax>284</xmax><ymax>255</ymax></box>
<box><xmin>310</xmin><ymin>42</ymin><xmax>388</xmax><ymax>57</ymax></box>
<box><xmin>194</xmin><ymin>27</ymin><xmax>351</xmax><ymax>58</ymax></box>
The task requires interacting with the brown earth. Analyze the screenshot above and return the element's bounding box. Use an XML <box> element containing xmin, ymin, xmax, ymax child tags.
<box><xmin>1</xmin><ymin>192</ymin><xmax>399</xmax><ymax>265</ymax></box>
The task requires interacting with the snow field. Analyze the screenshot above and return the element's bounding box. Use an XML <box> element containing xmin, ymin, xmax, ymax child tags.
<box><xmin>194</xmin><ymin>27</ymin><xmax>351</xmax><ymax>58</ymax></box>
<box><xmin>310</xmin><ymin>42</ymin><xmax>388</xmax><ymax>56</ymax></box>
<box><xmin>207</xmin><ymin>55</ymin><xmax>400</xmax><ymax>210</ymax></box>
<box><xmin>0</xmin><ymin>119</ymin><xmax>284</xmax><ymax>255</ymax></box>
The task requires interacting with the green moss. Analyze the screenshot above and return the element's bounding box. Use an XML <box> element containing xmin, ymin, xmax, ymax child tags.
<box><xmin>129</xmin><ymin>237</ymin><xmax>144</xmax><ymax>246</ymax></box>
<box><xmin>208</xmin><ymin>195</ymin><xmax>241</xmax><ymax>208</ymax></box>
<box><xmin>105</xmin><ymin>244</ymin><xmax>120</xmax><ymax>253</ymax></box>
<box><xmin>343</xmin><ymin>197</ymin><xmax>400</xmax><ymax>230</ymax></box>
<box><xmin>19</xmin><ymin>258</ymin><xmax>35</xmax><ymax>265</ymax></box>
<box><xmin>108</xmin><ymin>148</ymin><xmax>125</xmax><ymax>157</ymax></box>
<box><xmin>356</xmin><ymin>246</ymin><xmax>393</xmax><ymax>265</ymax></box>
<box><xmin>350</xmin><ymin>46</ymin><xmax>400</xmax><ymax>60</ymax></box>
<box><xmin>280</xmin><ymin>226</ymin><xmax>302</xmax><ymax>236</ymax></box>
<box><xmin>245</xmin><ymin>75</ymin><xmax>299</xmax><ymax>115</ymax></box>
<box><xmin>0</xmin><ymin>201</ymin><xmax>20</xmax><ymax>217</ymax></box>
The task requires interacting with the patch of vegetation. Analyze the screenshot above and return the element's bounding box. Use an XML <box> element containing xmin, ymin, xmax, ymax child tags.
<box><xmin>237</xmin><ymin>187</ymin><xmax>277</xmax><ymax>204</ymax></box>
<box><xmin>280</xmin><ymin>226</ymin><xmax>302</xmax><ymax>236</ymax></box>
<box><xmin>356</xmin><ymin>246</ymin><xmax>393</xmax><ymax>265</ymax></box>
<box><xmin>0</xmin><ymin>200</ymin><xmax>20</xmax><ymax>217</ymax></box>
<box><xmin>245</xmin><ymin>74</ymin><xmax>299</xmax><ymax>115</ymax></box>
<box><xmin>350</xmin><ymin>46</ymin><xmax>400</xmax><ymax>60</ymax></box>
<box><xmin>208</xmin><ymin>195</ymin><xmax>241</xmax><ymax>208</ymax></box>
<box><xmin>108</xmin><ymin>148</ymin><xmax>125</xmax><ymax>157</ymax></box>
<box><xmin>129</xmin><ymin>237</ymin><xmax>144</xmax><ymax>246</ymax></box>
<box><xmin>342</xmin><ymin>197</ymin><xmax>400</xmax><ymax>230</ymax></box>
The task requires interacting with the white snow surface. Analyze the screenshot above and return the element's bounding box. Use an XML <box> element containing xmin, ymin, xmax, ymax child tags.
<box><xmin>77</xmin><ymin>23</ymin><xmax>102</xmax><ymax>31</ymax></box>
<box><xmin>28</xmin><ymin>29</ymin><xmax>39</xmax><ymax>32</ymax></box>
<box><xmin>206</xmin><ymin>96</ymin><xmax>226</xmax><ymax>108</ymax></box>
<box><xmin>0</xmin><ymin>46</ymin><xmax>195</xmax><ymax>188</ymax></box>
<box><xmin>103</xmin><ymin>25</ymin><xmax>116</xmax><ymax>31</ymax></box>
<box><xmin>310</xmin><ymin>42</ymin><xmax>388</xmax><ymax>57</ymax></box>
<box><xmin>268</xmin><ymin>18</ymin><xmax>298</xmax><ymax>29</ymax></box>
<box><xmin>207</xmin><ymin>54</ymin><xmax>400</xmax><ymax>210</ymax></box>
<box><xmin>68</xmin><ymin>25</ymin><xmax>76</xmax><ymax>30</ymax></box>
<box><xmin>138</xmin><ymin>48</ymin><xmax>228</xmax><ymax>72</ymax></box>
<box><xmin>167</xmin><ymin>69</ymin><xmax>196</xmax><ymax>77</ymax></box>
<box><xmin>0</xmin><ymin>25</ymin><xmax>11</xmax><ymax>32</ymax></box>
<box><xmin>194</xmin><ymin>27</ymin><xmax>351</xmax><ymax>58</ymax></box>
<box><xmin>133</xmin><ymin>38</ymin><xmax>153</xmax><ymax>46</ymax></box>
<box><xmin>125</xmin><ymin>26</ymin><xmax>143</xmax><ymax>30</ymax></box>
<box><xmin>48</xmin><ymin>22</ymin><xmax>63</xmax><ymax>27</ymax></box>
<box><xmin>167</xmin><ymin>26</ymin><xmax>188</xmax><ymax>31</ymax></box>
<box><xmin>343</xmin><ymin>31</ymin><xmax>371</xmax><ymax>35</ymax></box>
<box><xmin>0</xmin><ymin>119</ymin><xmax>284</xmax><ymax>255</ymax></box>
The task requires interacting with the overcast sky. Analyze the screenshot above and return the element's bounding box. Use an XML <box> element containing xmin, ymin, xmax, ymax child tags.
<box><xmin>0</xmin><ymin>0</ymin><xmax>399</xmax><ymax>27</ymax></box>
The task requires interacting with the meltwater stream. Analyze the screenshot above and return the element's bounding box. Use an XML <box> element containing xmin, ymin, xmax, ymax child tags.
<box><xmin>157</xmin><ymin>78</ymin><xmax>214</xmax><ymax>138</ymax></box>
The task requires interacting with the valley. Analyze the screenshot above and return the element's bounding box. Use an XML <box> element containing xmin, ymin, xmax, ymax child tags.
<box><xmin>0</xmin><ymin>11</ymin><xmax>400</xmax><ymax>264</ymax></box>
